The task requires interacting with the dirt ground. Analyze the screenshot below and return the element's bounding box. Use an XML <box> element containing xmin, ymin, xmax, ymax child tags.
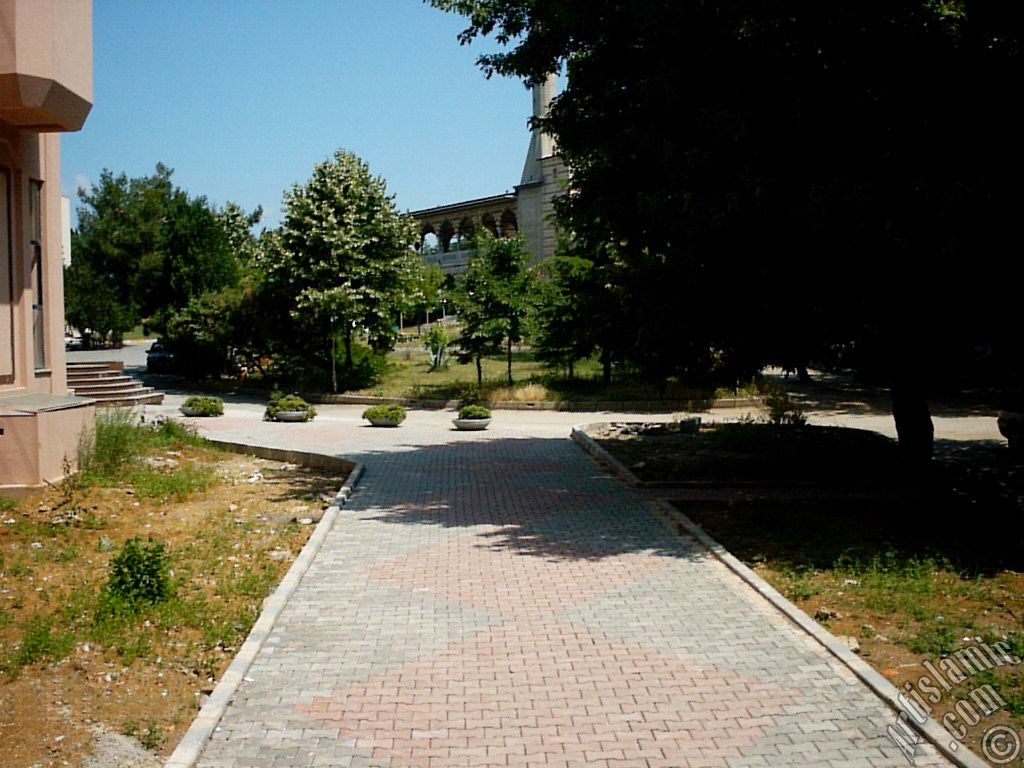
<box><xmin>0</xmin><ymin>450</ymin><xmax>345</xmax><ymax>767</ymax></box>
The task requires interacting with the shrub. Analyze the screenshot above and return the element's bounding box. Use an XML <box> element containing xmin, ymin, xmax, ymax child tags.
<box><xmin>764</xmin><ymin>386</ymin><xmax>807</xmax><ymax>427</ymax></box>
<box><xmin>457</xmin><ymin>405</ymin><xmax>491</xmax><ymax>420</ymax></box>
<box><xmin>264</xmin><ymin>393</ymin><xmax>316</xmax><ymax>422</ymax></box>
<box><xmin>424</xmin><ymin>325</ymin><xmax>449</xmax><ymax>370</ymax></box>
<box><xmin>362</xmin><ymin>404</ymin><xmax>407</xmax><ymax>424</ymax></box>
<box><xmin>79</xmin><ymin>408</ymin><xmax>146</xmax><ymax>475</ymax></box>
<box><xmin>181</xmin><ymin>395</ymin><xmax>224</xmax><ymax>416</ymax></box>
<box><xmin>106</xmin><ymin>537</ymin><xmax>173</xmax><ymax>607</ymax></box>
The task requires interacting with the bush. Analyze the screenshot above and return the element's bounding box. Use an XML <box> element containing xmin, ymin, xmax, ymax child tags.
<box><xmin>79</xmin><ymin>408</ymin><xmax>146</xmax><ymax>475</ymax></box>
<box><xmin>457</xmin><ymin>405</ymin><xmax>491</xmax><ymax>420</ymax></box>
<box><xmin>181</xmin><ymin>395</ymin><xmax>224</xmax><ymax>416</ymax></box>
<box><xmin>362</xmin><ymin>404</ymin><xmax>406</xmax><ymax>424</ymax></box>
<box><xmin>424</xmin><ymin>325</ymin><xmax>449</xmax><ymax>370</ymax></box>
<box><xmin>764</xmin><ymin>386</ymin><xmax>807</xmax><ymax>426</ymax></box>
<box><xmin>268</xmin><ymin>342</ymin><xmax>388</xmax><ymax>392</ymax></box>
<box><xmin>264</xmin><ymin>393</ymin><xmax>316</xmax><ymax>422</ymax></box>
<box><xmin>106</xmin><ymin>537</ymin><xmax>173</xmax><ymax>607</ymax></box>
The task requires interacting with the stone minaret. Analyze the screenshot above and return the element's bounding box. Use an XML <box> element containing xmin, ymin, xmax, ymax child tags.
<box><xmin>520</xmin><ymin>75</ymin><xmax>558</xmax><ymax>185</ymax></box>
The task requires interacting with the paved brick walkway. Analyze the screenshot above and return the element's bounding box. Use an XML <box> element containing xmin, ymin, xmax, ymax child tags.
<box><xmin>165</xmin><ymin>404</ymin><xmax>955</xmax><ymax>767</ymax></box>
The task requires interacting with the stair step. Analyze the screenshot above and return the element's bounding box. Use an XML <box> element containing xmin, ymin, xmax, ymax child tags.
<box><xmin>94</xmin><ymin>392</ymin><xmax>165</xmax><ymax>408</ymax></box>
<box><xmin>72</xmin><ymin>385</ymin><xmax>156</xmax><ymax>397</ymax></box>
<box><xmin>66</xmin><ymin>360</ymin><xmax>163</xmax><ymax>406</ymax></box>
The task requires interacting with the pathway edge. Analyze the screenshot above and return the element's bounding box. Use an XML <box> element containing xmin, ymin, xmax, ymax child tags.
<box><xmin>163</xmin><ymin>460</ymin><xmax>365</xmax><ymax>768</ymax></box>
<box><xmin>571</xmin><ymin>421</ymin><xmax>988</xmax><ymax>768</ymax></box>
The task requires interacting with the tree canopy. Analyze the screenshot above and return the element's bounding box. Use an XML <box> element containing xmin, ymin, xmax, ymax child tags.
<box><xmin>432</xmin><ymin>0</ymin><xmax>1024</xmax><ymax>460</ymax></box>
<box><xmin>261</xmin><ymin>149</ymin><xmax>417</xmax><ymax>392</ymax></box>
<box><xmin>67</xmin><ymin>164</ymin><xmax>243</xmax><ymax>344</ymax></box>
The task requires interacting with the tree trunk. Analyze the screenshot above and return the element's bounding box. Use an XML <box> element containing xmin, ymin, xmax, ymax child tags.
<box><xmin>330</xmin><ymin>333</ymin><xmax>338</xmax><ymax>393</ymax></box>
<box><xmin>507</xmin><ymin>338</ymin><xmax>513</xmax><ymax>386</ymax></box>
<box><xmin>568</xmin><ymin>358</ymin><xmax>574</xmax><ymax>379</ymax></box>
<box><xmin>601</xmin><ymin>349</ymin><xmax>612</xmax><ymax>385</ymax></box>
<box><xmin>476</xmin><ymin>355</ymin><xmax>483</xmax><ymax>389</ymax></box>
<box><xmin>892</xmin><ymin>378</ymin><xmax>933</xmax><ymax>467</ymax></box>
<box><xmin>797</xmin><ymin>365</ymin><xmax>810</xmax><ymax>383</ymax></box>
<box><xmin>343</xmin><ymin>328</ymin><xmax>353</xmax><ymax>370</ymax></box>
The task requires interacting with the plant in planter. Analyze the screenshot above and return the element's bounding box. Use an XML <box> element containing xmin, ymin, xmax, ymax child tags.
<box><xmin>179</xmin><ymin>395</ymin><xmax>224</xmax><ymax>417</ymax></box>
<box><xmin>362</xmin><ymin>404</ymin><xmax>406</xmax><ymax>427</ymax></box>
<box><xmin>265</xmin><ymin>393</ymin><xmax>317</xmax><ymax>422</ymax></box>
<box><xmin>453</xmin><ymin>404</ymin><xmax>491</xmax><ymax>431</ymax></box>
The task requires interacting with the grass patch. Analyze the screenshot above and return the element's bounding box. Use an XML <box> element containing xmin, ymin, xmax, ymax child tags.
<box><xmin>354</xmin><ymin>349</ymin><xmax>738</xmax><ymax>403</ymax></box>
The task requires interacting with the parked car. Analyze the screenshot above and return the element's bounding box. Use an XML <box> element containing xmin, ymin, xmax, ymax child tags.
<box><xmin>146</xmin><ymin>341</ymin><xmax>176</xmax><ymax>373</ymax></box>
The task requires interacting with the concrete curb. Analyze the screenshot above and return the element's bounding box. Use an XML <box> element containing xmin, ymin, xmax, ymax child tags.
<box><xmin>164</xmin><ymin>460</ymin><xmax>365</xmax><ymax>768</ymax></box>
<box><xmin>306</xmin><ymin>391</ymin><xmax>762</xmax><ymax>413</ymax></box>
<box><xmin>570</xmin><ymin>423</ymin><xmax>643</xmax><ymax>485</ymax></box>
<box><xmin>571</xmin><ymin>422</ymin><xmax>988</xmax><ymax>768</ymax></box>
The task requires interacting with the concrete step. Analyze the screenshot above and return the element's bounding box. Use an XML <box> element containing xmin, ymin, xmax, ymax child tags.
<box><xmin>66</xmin><ymin>360</ymin><xmax>164</xmax><ymax>406</ymax></box>
<box><xmin>94</xmin><ymin>392</ymin><xmax>165</xmax><ymax>408</ymax></box>
<box><xmin>67</xmin><ymin>361</ymin><xmax>124</xmax><ymax>373</ymax></box>
<box><xmin>67</xmin><ymin>374</ymin><xmax>136</xmax><ymax>387</ymax></box>
<box><xmin>70</xmin><ymin>382</ymin><xmax>153</xmax><ymax>397</ymax></box>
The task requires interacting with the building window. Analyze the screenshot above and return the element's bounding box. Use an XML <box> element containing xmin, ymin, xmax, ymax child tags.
<box><xmin>29</xmin><ymin>180</ymin><xmax>45</xmax><ymax>371</ymax></box>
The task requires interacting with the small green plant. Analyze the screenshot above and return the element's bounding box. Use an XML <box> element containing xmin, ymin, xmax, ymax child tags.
<box><xmin>5</xmin><ymin>614</ymin><xmax>75</xmax><ymax>673</ymax></box>
<box><xmin>0</xmin><ymin>495</ymin><xmax>16</xmax><ymax>514</ymax></box>
<box><xmin>181</xmin><ymin>395</ymin><xmax>224</xmax><ymax>416</ymax></box>
<box><xmin>264</xmin><ymin>393</ymin><xmax>316</xmax><ymax>422</ymax></box>
<box><xmin>457</xmin><ymin>404</ymin><xmax>491</xmax><ymax>420</ymax></box>
<box><xmin>424</xmin><ymin>324</ymin><xmax>449</xmax><ymax>370</ymax></box>
<box><xmin>764</xmin><ymin>386</ymin><xmax>807</xmax><ymax>426</ymax></box>
<box><xmin>362</xmin><ymin>404</ymin><xmax>407</xmax><ymax>425</ymax></box>
<box><xmin>105</xmin><ymin>537</ymin><xmax>173</xmax><ymax>607</ymax></box>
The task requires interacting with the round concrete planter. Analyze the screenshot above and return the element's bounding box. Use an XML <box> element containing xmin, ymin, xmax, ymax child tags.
<box><xmin>453</xmin><ymin>418</ymin><xmax>490</xmax><ymax>431</ymax></box>
<box><xmin>275</xmin><ymin>410</ymin><xmax>310</xmax><ymax>423</ymax></box>
<box><xmin>367</xmin><ymin>417</ymin><xmax>403</xmax><ymax>427</ymax></box>
<box><xmin>997</xmin><ymin>411</ymin><xmax>1024</xmax><ymax>450</ymax></box>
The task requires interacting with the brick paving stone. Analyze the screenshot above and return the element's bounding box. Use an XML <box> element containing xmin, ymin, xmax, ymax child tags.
<box><xmin>181</xmin><ymin>405</ymin><xmax>958</xmax><ymax>767</ymax></box>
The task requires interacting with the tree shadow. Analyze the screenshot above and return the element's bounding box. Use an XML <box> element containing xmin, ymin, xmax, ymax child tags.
<box><xmin>330</xmin><ymin>435</ymin><xmax>701</xmax><ymax>563</ymax></box>
<box><xmin>775</xmin><ymin>369</ymin><xmax>1005</xmax><ymax>418</ymax></box>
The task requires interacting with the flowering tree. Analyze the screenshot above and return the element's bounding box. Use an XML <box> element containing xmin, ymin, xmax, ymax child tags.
<box><xmin>265</xmin><ymin>150</ymin><xmax>416</xmax><ymax>391</ymax></box>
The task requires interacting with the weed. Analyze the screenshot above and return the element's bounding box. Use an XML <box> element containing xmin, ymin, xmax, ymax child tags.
<box><xmin>908</xmin><ymin>622</ymin><xmax>960</xmax><ymax>656</ymax></box>
<box><xmin>127</xmin><ymin>463</ymin><xmax>215</xmax><ymax>501</ymax></box>
<box><xmin>138</xmin><ymin>723</ymin><xmax>166</xmax><ymax>750</ymax></box>
<box><xmin>52</xmin><ymin>544</ymin><xmax>80</xmax><ymax>563</ymax></box>
<box><xmin>783</xmin><ymin>567</ymin><xmax>820</xmax><ymax>601</ymax></box>
<box><xmin>105</xmin><ymin>537</ymin><xmax>173</xmax><ymax>606</ymax></box>
<box><xmin>6</xmin><ymin>614</ymin><xmax>75</xmax><ymax>672</ymax></box>
<box><xmin>0</xmin><ymin>496</ymin><xmax>16</xmax><ymax>513</ymax></box>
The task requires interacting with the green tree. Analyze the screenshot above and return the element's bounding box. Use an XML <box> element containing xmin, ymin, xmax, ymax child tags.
<box><xmin>68</xmin><ymin>164</ymin><xmax>242</xmax><ymax>342</ymax></box>
<box><xmin>263</xmin><ymin>150</ymin><xmax>416</xmax><ymax>392</ymax></box>
<box><xmin>453</xmin><ymin>233</ymin><xmax>534</xmax><ymax>387</ymax></box>
<box><xmin>432</xmin><ymin>0</ymin><xmax>1024</xmax><ymax>462</ymax></box>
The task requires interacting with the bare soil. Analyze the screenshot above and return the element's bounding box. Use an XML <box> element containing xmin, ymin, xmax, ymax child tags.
<box><xmin>0</xmin><ymin>448</ymin><xmax>345</xmax><ymax>767</ymax></box>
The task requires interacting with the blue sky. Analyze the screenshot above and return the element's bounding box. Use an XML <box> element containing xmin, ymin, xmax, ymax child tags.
<box><xmin>62</xmin><ymin>0</ymin><xmax>537</xmax><ymax>228</ymax></box>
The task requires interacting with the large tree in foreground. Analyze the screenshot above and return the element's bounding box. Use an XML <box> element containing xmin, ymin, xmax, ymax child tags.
<box><xmin>263</xmin><ymin>150</ymin><xmax>416</xmax><ymax>392</ymax></box>
<box><xmin>432</xmin><ymin>0</ymin><xmax>1024</xmax><ymax>462</ymax></box>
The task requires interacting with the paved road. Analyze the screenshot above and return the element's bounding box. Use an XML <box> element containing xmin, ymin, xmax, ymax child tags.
<box><xmin>147</xmin><ymin>401</ymin><xmax>955</xmax><ymax>768</ymax></box>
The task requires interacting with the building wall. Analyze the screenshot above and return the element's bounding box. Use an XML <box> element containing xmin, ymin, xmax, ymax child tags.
<box><xmin>0</xmin><ymin>0</ymin><xmax>94</xmax><ymax>491</ymax></box>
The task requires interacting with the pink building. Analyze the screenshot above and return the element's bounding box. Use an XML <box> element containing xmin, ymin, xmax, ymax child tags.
<box><xmin>1</xmin><ymin>0</ymin><xmax>95</xmax><ymax>493</ymax></box>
